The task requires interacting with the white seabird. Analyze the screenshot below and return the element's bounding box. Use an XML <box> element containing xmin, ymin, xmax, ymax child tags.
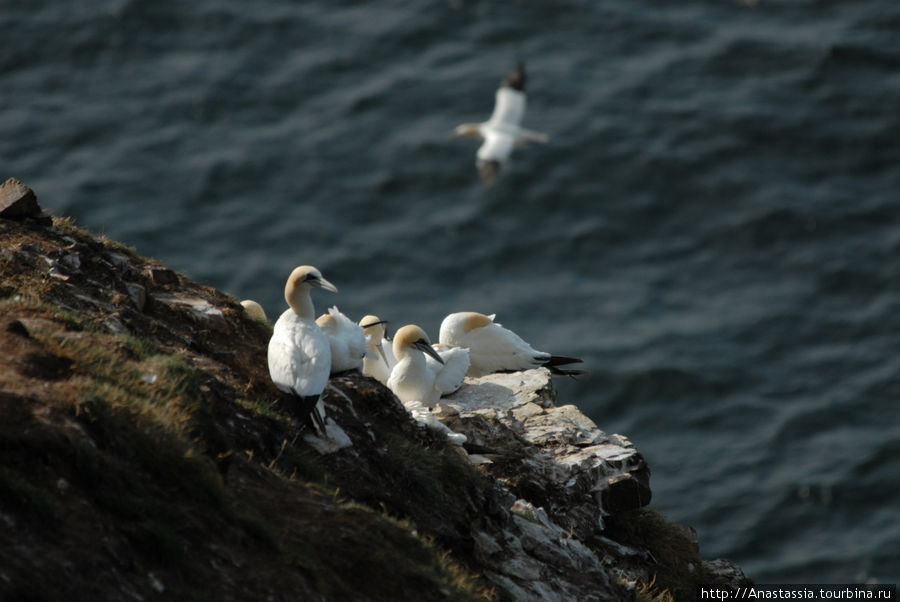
<box><xmin>316</xmin><ymin>306</ymin><xmax>368</xmax><ymax>374</ymax></box>
<box><xmin>439</xmin><ymin>311</ymin><xmax>584</xmax><ymax>378</ymax></box>
<box><xmin>454</xmin><ymin>63</ymin><xmax>548</xmax><ymax>185</ymax></box>
<box><xmin>240</xmin><ymin>299</ymin><xmax>268</xmax><ymax>322</ymax></box>
<box><xmin>359</xmin><ymin>315</ymin><xmax>392</xmax><ymax>385</ymax></box>
<box><xmin>387</xmin><ymin>324</ymin><xmax>469</xmax><ymax>407</ymax></box>
<box><xmin>267</xmin><ymin>266</ymin><xmax>338</xmax><ymax>433</ymax></box>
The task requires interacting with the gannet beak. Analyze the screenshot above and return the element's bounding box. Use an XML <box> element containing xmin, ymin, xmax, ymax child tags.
<box><xmin>375</xmin><ymin>341</ymin><xmax>391</xmax><ymax>371</ymax></box>
<box><xmin>414</xmin><ymin>340</ymin><xmax>444</xmax><ymax>364</ymax></box>
<box><xmin>314</xmin><ymin>277</ymin><xmax>338</xmax><ymax>293</ymax></box>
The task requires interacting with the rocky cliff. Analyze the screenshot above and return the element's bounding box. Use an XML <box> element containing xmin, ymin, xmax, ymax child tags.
<box><xmin>0</xmin><ymin>179</ymin><xmax>749</xmax><ymax>601</ymax></box>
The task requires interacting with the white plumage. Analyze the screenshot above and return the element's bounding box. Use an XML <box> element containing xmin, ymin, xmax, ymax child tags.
<box><xmin>360</xmin><ymin>315</ymin><xmax>393</xmax><ymax>385</ymax></box>
<box><xmin>267</xmin><ymin>266</ymin><xmax>338</xmax><ymax>432</ymax></box>
<box><xmin>387</xmin><ymin>325</ymin><xmax>469</xmax><ymax>407</ymax></box>
<box><xmin>439</xmin><ymin>311</ymin><xmax>583</xmax><ymax>378</ymax></box>
<box><xmin>454</xmin><ymin>63</ymin><xmax>548</xmax><ymax>185</ymax></box>
<box><xmin>426</xmin><ymin>343</ymin><xmax>470</xmax><ymax>397</ymax></box>
<box><xmin>316</xmin><ymin>306</ymin><xmax>367</xmax><ymax>374</ymax></box>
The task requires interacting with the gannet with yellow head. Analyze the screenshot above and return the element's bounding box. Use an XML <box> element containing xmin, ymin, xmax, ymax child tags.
<box><xmin>240</xmin><ymin>299</ymin><xmax>268</xmax><ymax>322</ymax></box>
<box><xmin>454</xmin><ymin>63</ymin><xmax>548</xmax><ymax>185</ymax></box>
<box><xmin>439</xmin><ymin>311</ymin><xmax>584</xmax><ymax>378</ymax></box>
<box><xmin>316</xmin><ymin>306</ymin><xmax>367</xmax><ymax>374</ymax></box>
<box><xmin>267</xmin><ymin>266</ymin><xmax>338</xmax><ymax>433</ymax></box>
<box><xmin>387</xmin><ymin>324</ymin><xmax>469</xmax><ymax>407</ymax></box>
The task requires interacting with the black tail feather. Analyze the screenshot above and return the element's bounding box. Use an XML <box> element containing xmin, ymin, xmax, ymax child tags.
<box><xmin>309</xmin><ymin>402</ymin><xmax>327</xmax><ymax>435</ymax></box>
<box><xmin>289</xmin><ymin>388</ymin><xmax>327</xmax><ymax>436</ymax></box>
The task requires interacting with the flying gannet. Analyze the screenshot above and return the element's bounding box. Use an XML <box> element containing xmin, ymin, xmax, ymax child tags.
<box><xmin>316</xmin><ymin>306</ymin><xmax>368</xmax><ymax>374</ymax></box>
<box><xmin>439</xmin><ymin>311</ymin><xmax>584</xmax><ymax>378</ymax></box>
<box><xmin>454</xmin><ymin>62</ymin><xmax>548</xmax><ymax>185</ymax></box>
<box><xmin>267</xmin><ymin>266</ymin><xmax>338</xmax><ymax>433</ymax></box>
<box><xmin>359</xmin><ymin>315</ymin><xmax>392</xmax><ymax>384</ymax></box>
<box><xmin>240</xmin><ymin>299</ymin><xmax>268</xmax><ymax>322</ymax></box>
<box><xmin>387</xmin><ymin>325</ymin><xmax>469</xmax><ymax>407</ymax></box>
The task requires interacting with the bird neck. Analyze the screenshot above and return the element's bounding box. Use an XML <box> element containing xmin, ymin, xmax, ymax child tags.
<box><xmin>395</xmin><ymin>346</ymin><xmax>426</xmax><ymax>371</ymax></box>
<box><xmin>288</xmin><ymin>287</ymin><xmax>315</xmax><ymax>320</ymax></box>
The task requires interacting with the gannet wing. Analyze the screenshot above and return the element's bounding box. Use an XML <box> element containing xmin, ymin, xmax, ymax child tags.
<box><xmin>328</xmin><ymin>306</ymin><xmax>367</xmax><ymax>366</ymax></box>
<box><xmin>486</xmin><ymin>87</ymin><xmax>526</xmax><ymax>129</ymax></box>
<box><xmin>381</xmin><ymin>337</ymin><xmax>397</xmax><ymax>368</ymax></box>
<box><xmin>515</xmin><ymin>128</ymin><xmax>549</xmax><ymax>146</ymax></box>
<box><xmin>459</xmin><ymin>321</ymin><xmax>547</xmax><ymax>374</ymax></box>
<box><xmin>427</xmin><ymin>345</ymin><xmax>470</xmax><ymax>396</ymax></box>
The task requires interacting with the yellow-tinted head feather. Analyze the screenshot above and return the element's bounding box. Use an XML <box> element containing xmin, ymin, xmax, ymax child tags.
<box><xmin>461</xmin><ymin>311</ymin><xmax>493</xmax><ymax>332</ymax></box>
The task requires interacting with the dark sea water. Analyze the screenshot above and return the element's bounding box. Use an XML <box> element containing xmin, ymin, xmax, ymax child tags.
<box><xmin>3</xmin><ymin>0</ymin><xmax>899</xmax><ymax>584</ymax></box>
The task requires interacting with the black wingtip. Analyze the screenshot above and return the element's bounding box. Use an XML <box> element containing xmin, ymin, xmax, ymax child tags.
<box><xmin>289</xmin><ymin>388</ymin><xmax>327</xmax><ymax>435</ymax></box>
<box><xmin>544</xmin><ymin>355</ymin><xmax>584</xmax><ymax>368</ymax></box>
<box><xmin>502</xmin><ymin>62</ymin><xmax>526</xmax><ymax>92</ymax></box>
<box><xmin>548</xmin><ymin>366</ymin><xmax>588</xmax><ymax>379</ymax></box>
<box><xmin>310</xmin><ymin>405</ymin><xmax>327</xmax><ymax>435</ymax></box>
<box><xmin>544</xmin><ymin>355</ymin><xmax>586</xmax><ymax>378</ymax></box>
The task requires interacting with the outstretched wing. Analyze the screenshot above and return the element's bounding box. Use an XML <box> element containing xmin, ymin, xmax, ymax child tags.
<box><xmin>486</xmin><ymin>87</ymin><xmax>526</xmax><ymax>130</ymax></box>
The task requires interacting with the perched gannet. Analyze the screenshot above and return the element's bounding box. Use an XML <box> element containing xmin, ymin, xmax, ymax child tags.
<box><xmin>240</xmin><ymin>299</ymin><xmax>268</xmax><ymax>322</ymax></box>
<box><xmin>387</xmin><ymin>325</ymin><xmax>469</xmax><ymax>406</ymax></box>
<box><xmin>359</xmin><ymin>315</ymin><xmax>392</xmax><ymax>384</ymax></box>
<box><xmin>316</xmin><ymin>306</ymin><xmax>368</xmax><ymax>374</ymax></box>
<box><xmin>454</xmin><ymin>63</ymin><xmax>548</xmax><ymax>185</ymax></box>
<box><xmin>267</xmin><ymin>266</ymin><xmax>338</xmax><ymax>433</ymax></box>
<box><xmin>439</xmin><ymin>311</ymin><xmax>584</xmax><ymax>378</ymax></box>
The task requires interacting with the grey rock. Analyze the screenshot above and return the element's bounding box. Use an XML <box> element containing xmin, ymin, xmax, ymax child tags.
<box><xmin>433</xmin><ymin>371</ymin><xmax>656</xmax><ymax>600</ymax></box>
<box><xmin>0</xmin><ymin>178</ymin><xmax>43</xmax><ymax>220</ymax></box>
<box><xmin>125</xmin><ymin>283</ymin><xmax>146</xmax><ymax>312</ymax></box>
<box><xmin>440</xmin><ymin>369</ymin><xmax>651</xmax><ymax>529</ymax></box>
<box><xmin>60</xmin><ymin>252</ymin><xmax>82</xmax><ymax>272</ymax></box>
<box><xmin>107</xmin><ymin>253</ymin><xmax>129</xmax><ymax>270</ymax></box>
<box><xmin>144</xmin><ymin>266</ymin><xmax>179</xmax><ymax>287</ymax></box>
<box><xmin>152</xmin><ymin>294</ymin><xmax>227</xmax><ymax>330</ymax></box>
<box><xmin>703</xmin><ymin>558</ymin><xmax>752</xmax><ymax>588</ymax></box>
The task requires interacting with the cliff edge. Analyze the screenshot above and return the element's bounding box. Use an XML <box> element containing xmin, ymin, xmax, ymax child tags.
<box><xmin>0</xmin><ymin>179</ymin><xmax>749</xmax><ymax>601</ymax></box>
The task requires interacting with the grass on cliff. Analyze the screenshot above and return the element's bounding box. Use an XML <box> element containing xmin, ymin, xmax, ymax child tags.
<box><xmin>0</xmin><ymin>216</ymin><xmax>498</xmax><ymax>601</ymax></box>
<box><xmin>20</xmin><ymin>303</ymin><xmax>201</xmax><ymax>435</ymax></box>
